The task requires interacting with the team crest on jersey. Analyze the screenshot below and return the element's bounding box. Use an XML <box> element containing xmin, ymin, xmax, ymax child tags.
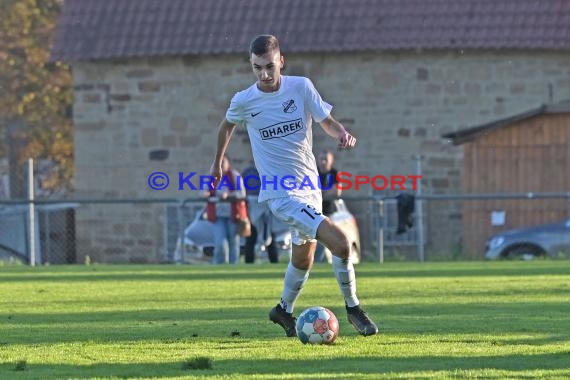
<box><xmin>282</xmin><ymin>99</ymin><xmax>297</xmax><ymax>113</ymax></box>
<box><xmin>259</xmin><ymin>118</ymin><xmax>304</xmax><ymax>140</ymax></box>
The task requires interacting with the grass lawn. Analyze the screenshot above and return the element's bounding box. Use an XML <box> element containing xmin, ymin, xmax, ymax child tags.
<box><xmin>0</xmin><ymin>261</ymin><xmax>569</xmax><ymax>379</ymax></box>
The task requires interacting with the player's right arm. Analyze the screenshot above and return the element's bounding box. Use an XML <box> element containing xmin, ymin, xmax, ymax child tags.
<box><xmin>210</xmin><ymin>118</ymin><xmax>236</xmax><ymax>182</ymax></box>
<box><xmin>211</xmin><ymin>89</ymin><xmax>244</xmax><ymax>182</ymax></box>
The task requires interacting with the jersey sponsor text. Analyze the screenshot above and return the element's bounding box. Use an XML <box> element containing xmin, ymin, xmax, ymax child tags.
<box><xmin>259</xmin><ymin>118</ymin><xmax>304</xmax><ymax>140</ymax></box>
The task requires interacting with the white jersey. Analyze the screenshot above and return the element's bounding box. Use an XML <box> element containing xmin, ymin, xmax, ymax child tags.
<box><xmin>226</xmin><ymin>76</ymin><xmax>332</xmax><ymax>202</ymax></box>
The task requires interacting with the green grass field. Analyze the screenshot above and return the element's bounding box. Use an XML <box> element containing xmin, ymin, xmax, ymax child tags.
<box><xmin>0</xmin><ymin>261</ymin><xmax>569</xmax><ymax>379</ymax></box>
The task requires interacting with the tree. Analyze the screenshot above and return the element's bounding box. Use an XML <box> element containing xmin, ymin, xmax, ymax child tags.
<box><xmin>0</xmin><ymin>0</ymin><xmax>73</xmax><ymax>196</ymax></box>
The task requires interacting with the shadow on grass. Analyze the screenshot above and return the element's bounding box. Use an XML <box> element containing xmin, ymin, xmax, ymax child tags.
<box><xmin>1</xmin><ymin>300</ymin><xmax>568</xmax><ymax>344</ymax></box>
<box><xmin>1</xmin><ymin>353</ymin><xmax>569</xmax><ymax>379</ymax></box>
<box><xmin>1</xmin><ymin>261</ymin><xmax>569</xmax><ymax>283</ymax></box>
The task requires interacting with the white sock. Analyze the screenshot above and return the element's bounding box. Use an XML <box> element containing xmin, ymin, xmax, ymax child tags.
<box><xmin>332</xmin><ymin>256</ymin><xmax>359</xmax><ymax>307</ymax></box>
<box><xmin>279</xmin><ymin>262</ymin><xmax>309</xmax><ymax>313</ymax></box>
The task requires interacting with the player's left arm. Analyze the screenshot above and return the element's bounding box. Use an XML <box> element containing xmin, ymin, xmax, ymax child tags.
<box><xmin>319</xmin><ymin>115</ymin><xmax>356</xmax><ymax>149</ymax></box>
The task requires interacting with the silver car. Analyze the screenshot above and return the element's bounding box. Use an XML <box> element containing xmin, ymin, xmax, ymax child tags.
<box><xmin>174</xmin><ymin>198</ymin><xmax>362</xmax><ymax>264</ymax></box>
<box><xmin>173</xmin><ymin>205</ymin><xmax>291</xmax><ymax>264</ymax></box>
<box><xmin>485</xmin><ymin>218</ymin><xmax>570</xmax><ymax>260</ymax></box>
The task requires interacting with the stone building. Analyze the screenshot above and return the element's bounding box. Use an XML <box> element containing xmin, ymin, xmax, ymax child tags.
<box><xmin>51</xmin><ymin>0</ymin><xmax>570</xmax><ymax>262</ymax></box>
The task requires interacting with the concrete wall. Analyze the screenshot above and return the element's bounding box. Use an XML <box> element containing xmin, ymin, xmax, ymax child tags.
<box><xmin>71</xmin><ymin>50</ymin><xmax>570</xmax><ymax>262</ymax></box>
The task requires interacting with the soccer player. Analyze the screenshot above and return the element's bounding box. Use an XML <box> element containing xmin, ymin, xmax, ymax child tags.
<box><xmin>210</xmin><ymin>34</ymin><xmax>378</xmax><ymax>337</ymax></box>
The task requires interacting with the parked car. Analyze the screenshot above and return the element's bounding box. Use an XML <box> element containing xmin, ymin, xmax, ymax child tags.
<box><xmin>485</xmin><ymin>218</ymin><xmax>570</xmax><ymax>260</ymax></box>
<box><xmin>174</xmin><ymin>198</ymin><xmax>362</xmax><ymax>264</ymax></box>
<box><xmin>173</xmin><ymin>207</ymin><xmax>291</xmax><ymax>264</ymax></box>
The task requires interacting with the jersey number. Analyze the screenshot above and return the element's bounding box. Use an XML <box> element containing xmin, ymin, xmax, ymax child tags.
<box><xmin>301</xmin><ymin>204</ymin><xmax>321</xmax><ymax>220</ymax></box>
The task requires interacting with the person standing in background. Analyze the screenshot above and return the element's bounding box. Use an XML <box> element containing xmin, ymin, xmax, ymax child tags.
<box><xmin>315</xmin><ymin>149</ymin><xmax>342</xmax><ymax>262</ymax></box>
<box><xmin>208</xmin><ymin>155</ymin><xmax>246</xmax><ymax>264</ymax></box>
<box><xmin>242</xmin><ymin>163</ymin><xmax>280</xmax><ymax>264</ymax></box>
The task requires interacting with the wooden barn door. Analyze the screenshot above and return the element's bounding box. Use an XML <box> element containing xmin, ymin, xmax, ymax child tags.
<box><xmin>461</xmin><ymin>114</ymin><xmax>570</xmax><ymax>257</ymax></box>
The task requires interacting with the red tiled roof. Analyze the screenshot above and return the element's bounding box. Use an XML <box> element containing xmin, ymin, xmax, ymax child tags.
<box><xmin>51</xmin><ymin>0</ymin><xmax>570</xmax><ymax>61</ymax></box>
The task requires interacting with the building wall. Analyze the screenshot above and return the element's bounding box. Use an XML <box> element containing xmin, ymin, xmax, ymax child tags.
<box><xmin>462</xmin><ymin>114</ymin><xmax>570</xmax><ymax>257</ymax></box>
<box><xmin>71</xmin><ymin>50</ymin><xmax>570</xmax><ymax>262</ymax></box>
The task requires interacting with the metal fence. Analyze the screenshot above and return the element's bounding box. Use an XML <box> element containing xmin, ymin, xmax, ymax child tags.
<box><xmin>0</xmin><ymin>203</ymin><xmax>77</xmax><ymax>264</ymax></box>
<box><xmin>2</xmin><ymin>191</ymin><xmax>569</xmax><ymax>265</ymax></box>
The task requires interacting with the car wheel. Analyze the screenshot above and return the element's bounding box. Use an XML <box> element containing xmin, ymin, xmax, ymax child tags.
<box><xmin>203</xmin><ymin>246</ymin><xmax>214</xmax><ymax>258</ymax></box>
<box><xmin>501</xmin><ymin>244</ymin><xmax>545</xmax><ymax>260</ymax></box>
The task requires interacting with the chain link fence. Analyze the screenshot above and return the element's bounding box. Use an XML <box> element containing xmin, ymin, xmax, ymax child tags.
<box><xmin>2</xmin><ymin>193</ymin><xmax>569</xmax><ymax>265</ymax></box>
<box><xmin>0</xmin><ymin>203</ymin><xmax>77</xmax><ymax>264</ymax></box>
<box><xmin>1</xmin><ymin>156</ymin><xmax>569</xmax><ymax>265</ymax></box>
<box><xmin>0</xmin><ymin>157</ymin><xmax>74</xmax><ymax>265</ymax></box>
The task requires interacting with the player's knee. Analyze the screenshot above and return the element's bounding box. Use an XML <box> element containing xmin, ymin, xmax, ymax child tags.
<box><xmin>291</xmin><ymin>243</ymin><xmax>315</xmax><ymax>269</ymax></box>
<box><xmin>291</xmin><ymin>253</ymin><xmax>313</xmax><ymax>270</ymax></box>
<box><xmin>295</xmin><ymin>258</ymin><xmax>312</xmax><ymax>270</ymax></box>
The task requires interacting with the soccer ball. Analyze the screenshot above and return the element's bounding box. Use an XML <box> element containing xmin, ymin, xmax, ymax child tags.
<box><xmin>295</xmin><ymin>306</ymin><xmax>339</xmax><ymax>344</ymax></box>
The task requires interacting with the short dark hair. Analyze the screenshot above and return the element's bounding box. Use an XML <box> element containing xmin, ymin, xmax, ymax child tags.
<box><xmin>249</xmin><ymin>34</ymin><xmax>280</xmax><ymax>56</ymax></box>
